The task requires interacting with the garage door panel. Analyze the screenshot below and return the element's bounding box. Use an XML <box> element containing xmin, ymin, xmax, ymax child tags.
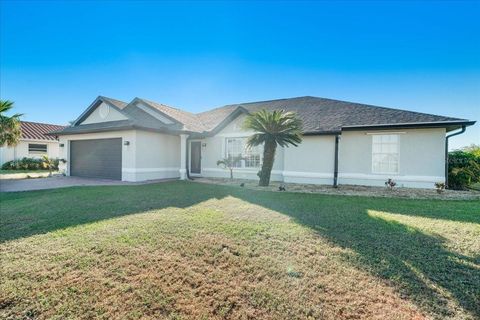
<box><xmin>70</xmin><ymin>138</ymin><xmax>122</xmax><ymax>180</ymax></box>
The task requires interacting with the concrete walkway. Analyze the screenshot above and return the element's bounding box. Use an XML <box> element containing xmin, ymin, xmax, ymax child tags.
<box><xmin>0</xmin><ymin>171</ymin><xmax>60</xmax><ymax>180</ymax></box>
<box><xmin>0</xmin><ymin>176</ymin><xmax>172</xmax><ymax>192</ymax></box>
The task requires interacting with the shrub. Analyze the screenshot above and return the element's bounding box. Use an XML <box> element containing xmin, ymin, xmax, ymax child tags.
<box><xmin>448</xmin><ymin>150</ymin><xmax>480</xmax><ymax>190</ymax></box>
<box><xmin>41</xmin><ymin>155</ymin><xmax>56</xmax><ymax>176</ymax></box>
<box><xmin>385</xmin><ymin>178</ymin><xmax>396</xmax><ymax>190</ymax></box>
<box><xmin>434</xmin><ymin>182</ymin><xmax>445</xmax><ymax>194</ymax></box>
<box><xmin>1</xmin><ymin>157</ymin><xmax>59</xmax><ymax>171</ymax></box>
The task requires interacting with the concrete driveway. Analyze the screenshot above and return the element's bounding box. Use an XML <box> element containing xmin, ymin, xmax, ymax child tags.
<box><xmin>0</xmin><ymin>176</ymin><xmax>166</xmax><ymax>192</ymax></box>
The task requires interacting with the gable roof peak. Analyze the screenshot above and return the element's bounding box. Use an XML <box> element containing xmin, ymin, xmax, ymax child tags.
<box><xmin>134</xmin><ymin>97</ymin><xmax>207</xmax><ymax>132</ymax></box>
<box><xmin>97</xmin><ymin>96</ymin><xmax>129</xmax><ymax>109</ymax></box>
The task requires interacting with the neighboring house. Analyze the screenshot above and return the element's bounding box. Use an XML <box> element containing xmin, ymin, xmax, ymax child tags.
<box><xmin>0</xmin><ymin>121</ymin><xmax>66</xmax><ymax>166</ymax></box>
<box><xmin>50</xmin><ymin>96</ymin><xmax>475</xmax><ymax>188</ymax></box>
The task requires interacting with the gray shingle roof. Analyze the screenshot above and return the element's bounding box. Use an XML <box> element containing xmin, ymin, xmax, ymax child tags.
<box><xmin>53</xmin><ymin>95</ymin><xmax>474</xmax><ymax>136</ymax></box>
<box><xmin>139</xmin><ymin>98</ymin><xmax>207</xmax><ymax>132</ymax></box>
<box><xmin>197</xmin><ymin>96</ymin><xmax>470</xmax><ymax>133</ymax></box>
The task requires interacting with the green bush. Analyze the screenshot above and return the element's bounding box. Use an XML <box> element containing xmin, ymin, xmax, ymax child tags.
<box><xmin>1</xmin><ymin>157</ymin><xmax>59</xmax><ymax>171</ymax></box>
<box><xmin>448</xmin><ymin>150</ymin><xmax>480</xmax><ymax>190</ymax></box>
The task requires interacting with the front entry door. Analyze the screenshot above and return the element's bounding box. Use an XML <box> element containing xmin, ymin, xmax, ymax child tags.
<box><xmin>190</xmin><ymin>141</ymin><xmax>202</xmax><ymax>174</ymax></box>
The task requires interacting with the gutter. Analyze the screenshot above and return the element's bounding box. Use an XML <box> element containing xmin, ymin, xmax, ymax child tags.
<box><xmin>342</xmin><ymin>120</ymin><xmax>475</xmax><ymax>130</ymax></box>
<box><xmin>48</xmin><ymin>124</ymin><xmax>198</xmax><ymax>137</ymax></box>
<box><xmin>445</xmin><ymin>125</ymin><xmax>466</xmax><ymax>188</ymax></box>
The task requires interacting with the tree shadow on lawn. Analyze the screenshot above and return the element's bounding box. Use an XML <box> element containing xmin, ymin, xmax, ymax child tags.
<box><xmin>1</xmin><ymin>181</ymin><xmax>479</xmax><ymax>318</ymax></box>
<box><xmin>0</xmin><ymin>182</ymin><xmax>232</xmax><ymax>243</ymax></box>
<box><xmin>234</xmin><ymin>190</ymin><xmax>480</xmax><ymax>319</ymax></box>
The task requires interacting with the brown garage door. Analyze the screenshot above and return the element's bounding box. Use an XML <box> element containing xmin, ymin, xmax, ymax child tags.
<box><xmin>70</xmin><ymin>138</ymin><xmax>122</xmax><ymax>180</ymax></box>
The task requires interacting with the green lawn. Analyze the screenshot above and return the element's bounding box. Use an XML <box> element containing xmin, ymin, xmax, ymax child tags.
<box><xmin>1</xmin><ymin>181</ymin><xmax>479</xmax><ymax>320</ymax></box>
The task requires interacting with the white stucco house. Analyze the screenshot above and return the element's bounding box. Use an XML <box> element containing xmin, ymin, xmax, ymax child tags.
<box><xmin>49</xmin><ymin>96</ymin><xmax>475</xmax><ymax>188</ymax></box>
<box><xmin>0</xmin><ymin>121</ymin><xmax>66</xmax><ymax>166</ymax></box>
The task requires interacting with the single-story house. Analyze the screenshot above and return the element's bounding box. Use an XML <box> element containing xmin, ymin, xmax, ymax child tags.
<box><xmin>0</xmin><ymin>121</ymin><xmax>66</xmax><ymax>166</ymax></box>
<box><xmin>50</xmin><ymin>96</ymin><xmax>475</xmax><ymax>188</ymax></box>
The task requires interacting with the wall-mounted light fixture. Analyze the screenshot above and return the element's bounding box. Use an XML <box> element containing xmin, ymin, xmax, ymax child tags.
<box><xmin>124</xmin><ymin>141</ymin><xmax>130</xmax><ymax>146</ymax></box>
<box><xmin>59</xmin><ymin>143</ymin><xmax>65</xmax><ymax>147</ymax></box>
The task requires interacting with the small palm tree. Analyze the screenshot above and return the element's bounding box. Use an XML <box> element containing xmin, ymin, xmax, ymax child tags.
<box><xmin>41</xmin><ymin>155</ymin><xmax>56</xmax><ymax>177</ymax></box>
<box><xmin>243</xmin><ymin>109</ymin><xmax>303</xmax><ymax>186</ymax></box>
<box><xmin>217</xmin><ymin>155</ymin><xmax>244</xmax><ymax>179</ymax></box>
<box><xmin>0</xmin><ymin>100</ymin><xmax>23</xmax><ymax>147</ymax></box>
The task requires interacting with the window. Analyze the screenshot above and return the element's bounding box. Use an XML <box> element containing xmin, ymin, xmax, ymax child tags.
<box><xmin>225</xmin><ymin>138</ymin><xmax>262</xmax><ymax>168</ymax></box>
<box><xmin>28</xmin><ymin>143</ymin><xmax>48</xmax><ymax>154</ymax></box>
<box><xmin>372</xmin><ymin>134</ymin><xmax>399</xmax><ymax>174</ymax></box>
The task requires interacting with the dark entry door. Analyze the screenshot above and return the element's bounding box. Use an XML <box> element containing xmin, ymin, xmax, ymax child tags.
<box><xmin>70</xmin><ymin>138</ymin><xmax>122</xmax><ymax>180</ymax></box>
<box><xmin>190</xmin><ymin>141</ymin><xmax>201</xmax><ymax>174</ymax></box>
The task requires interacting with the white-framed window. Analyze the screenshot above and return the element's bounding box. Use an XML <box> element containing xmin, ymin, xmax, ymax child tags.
<box><xmin>28</xmin><ymin>143</ymin><xmax>48</xmax><ymax>154</ymax></box>
<box><xmin>372</xmin><ymin>134</ymin><xmax>399</xmax><ymax>174</ymax></box>
<box><xmin>225</xmin><ymin>137</ymin><xmax>262</xmax><ymax>168</ymax></box>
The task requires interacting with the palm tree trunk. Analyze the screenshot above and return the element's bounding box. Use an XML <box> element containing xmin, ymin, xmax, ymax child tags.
<box><xmin>259</xmin><ymin>140</ymin><xmax>276</xmax><ymax>186</ymax></box>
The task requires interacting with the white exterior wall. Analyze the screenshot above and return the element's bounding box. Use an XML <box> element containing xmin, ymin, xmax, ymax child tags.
<box><xmin>133</xmin><ymin>130</ymin><xmax>180</xmax><ymax>181</ymax></box>
<box><xmin>0</xmin><ymin>140</ymin><xmax>61</xmax><ymax>166</ymax></box>
<box><xmin>80</xmin><ymin>102</ymin><xmax>128</xmax><ymax>124</ymax></box>
<box><xmin>338</xmin><ymin>128</ymin><xmax>446</xmax><ymax>188</ymax></box>
<box><xmin>198</xmin><ymin>126</ymin><xmax>446</xmax><ymax>189</ymax></box>
<box><xmin>59</xmin><ymin>130</ymin><xmax>181</xmax><ymax>182</ymax></box>
<box><xmin>0</xmin><ymin>145</ymin><xmax>15</xmax><ymax>165</ymax></box>
<box><xmin>283</xmin><ymin>135</ymin><xmax>335</xmax><ymax>184</ymax></box>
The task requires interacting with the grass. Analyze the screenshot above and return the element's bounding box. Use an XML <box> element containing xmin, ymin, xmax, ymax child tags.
<box><xmin>1</xmin><ymin>181</ymin><xmax>479</xmax><ymax>319</ymax></box>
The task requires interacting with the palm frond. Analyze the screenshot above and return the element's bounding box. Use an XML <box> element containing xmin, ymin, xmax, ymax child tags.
<box><xmin>243</xmin><ymin>109</ymin><xmax>303</xmax><ymax>148</ymax></box>
<box><xmin>0</xmin><ymin>100</ymin><xmax>23</xmax><ymax>146</ymax></box>
<box><xmin>0</xmin><ymin>100</ymin><xmax>15</xmax><ymax>114</ymax></box>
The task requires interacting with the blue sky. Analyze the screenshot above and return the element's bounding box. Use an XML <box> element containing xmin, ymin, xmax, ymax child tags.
<box><xmin>1</xmin><ymin>1</ymin><xmax>479</xmax><ymax>149</ymax></box>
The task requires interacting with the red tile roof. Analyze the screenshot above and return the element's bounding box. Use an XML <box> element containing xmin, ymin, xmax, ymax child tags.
<box><xmin>20</xmin><ymin>121</ymin><xmax>67</xmax><ymax>141</ymax></box>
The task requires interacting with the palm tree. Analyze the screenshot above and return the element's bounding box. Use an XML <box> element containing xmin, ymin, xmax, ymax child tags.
<box><xmin>217</xmin><ymin>155</ymin><xmax>244</xmax><ymax>179</ymax></box>
<box><xmin>243</xmin><ymin>109</ymin><xmax>303</xmax><ymax>186</ymax></box>
<box><xmin>0</xmin><ymin>100</ymin><xmax>23</xmax><ymax>147</ymax></box>
<box><xmin>41</xmin><ymin>155</ymin><xmax>56</xmax><ymax>177</ymax></box>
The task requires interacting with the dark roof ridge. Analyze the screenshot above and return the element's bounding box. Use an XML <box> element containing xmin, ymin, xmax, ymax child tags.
<box><xmin>98</xmin><ymin>95</ymin><xmax>128</xmax><ymax>104</ymax></box>
<box><xmin>195</xmin><ymin>96</ymin><xmax>298</xmax><ymax>115</ymax></box>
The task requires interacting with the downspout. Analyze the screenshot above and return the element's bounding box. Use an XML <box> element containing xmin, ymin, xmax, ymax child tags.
<box><xmin>445</xmin><ymin>125</ymin><xmax>466</xmax><ymax>188</ymax></box>
<box><xmin>333</xmin><ymin>134</ymin><xmax>340</xmax><ymax>188</ymax></box>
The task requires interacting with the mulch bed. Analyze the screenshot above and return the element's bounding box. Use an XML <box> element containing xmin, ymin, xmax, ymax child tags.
<box><xmin>193</xmin><ymin>177</ymin><xmax>480</xmax><ymax>201</ymax></box>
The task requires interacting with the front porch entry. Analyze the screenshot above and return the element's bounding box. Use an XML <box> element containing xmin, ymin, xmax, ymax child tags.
<box><xmin>190</xmin><ymin>141</ymin><xmax>202</xmax><ymax>175</ymax></box>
